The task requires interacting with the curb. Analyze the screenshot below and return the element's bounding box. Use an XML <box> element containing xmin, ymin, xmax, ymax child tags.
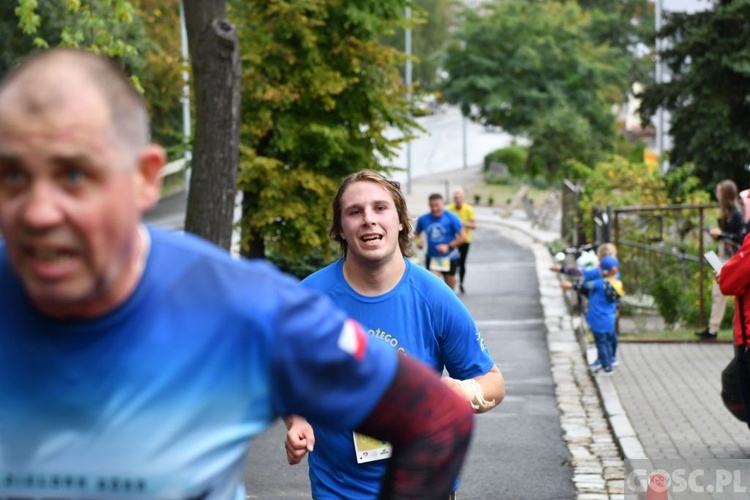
<box><xmin>485</xmin><ymin>214</ymin><xmax>646</xmax><ymax>496</ymax></box>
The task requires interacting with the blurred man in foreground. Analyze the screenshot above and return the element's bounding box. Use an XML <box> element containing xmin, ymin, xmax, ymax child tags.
<box><xmin>0</xmin><ymin>48</ymin><xmax>473</xmax><ymax>499</ymax></box>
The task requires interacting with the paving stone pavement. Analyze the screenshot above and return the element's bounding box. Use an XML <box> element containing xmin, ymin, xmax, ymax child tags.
<box><xmin>405</xmin><ymin>165</ymin><xmax>750</xmax><ymax>499</ymax></box>
<box><xmin>612</xmin><ymin>343</ymin><xmax>750</xmax><ymax>461</ymax></box>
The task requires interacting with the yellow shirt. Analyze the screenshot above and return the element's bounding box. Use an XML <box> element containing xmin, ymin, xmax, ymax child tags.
<box><xmin>446</xmin><ymin>202</ymin><xmax>476</xmax><ymax>244</ymax></box>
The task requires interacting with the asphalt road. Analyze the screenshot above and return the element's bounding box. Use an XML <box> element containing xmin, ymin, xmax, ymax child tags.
<box><xmin>242</xmin><ymin>224</ymin><xmax>575</xmax><ymax>499</ymax></box>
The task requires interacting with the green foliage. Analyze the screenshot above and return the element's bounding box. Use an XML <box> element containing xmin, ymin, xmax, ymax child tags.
<box><xmin>574</xmin><ymin>154</ymin><xmax>715</xmax><ymax>328</ymax></box>
<box><xmin>638</xmin><ymin>0</ymin><xmax>750</xmax><ymax>188</ymax></box>
<box><xmin>136</xmin><ymin>0</ymin><xmax>187</xmax><ymax>158</ymax></box>
<box><xmin>641</xmin><ymin>247</ymin><xmax>733</xmax><ymax>329</ymax></box>
<box><xmin>14</xmin><ymin>0</ymin><xmax>140</xmax><ymax>59</ymax></box>
<box><xmin>10</xmin><ymin>0</ymin><xmax>148</xmax><ymax>94</ymax></box>
<box><xmin>237</xmin><ymin>146</ymin><xmax>339</xmax><ymax>266</ymax></box>
<box><xmin>381</xmin><ymin>0</ymin><xmax>454</xmax><ymax>91</ymax></box>
<box><xmin>483</xmin><ymin>146</ymin><xmax>528</xmax><ymax>176</ymax></box>
<box><xmin>645</xmin><ymin>258</ymin><xmax>704</xmax><ymax>328</ymax></box>
<box><xmin>572</xmin><ymin>155</ymin><xmax>710</xmax><ymax>242</ymax></box>
<box><xmin>7</xmin><ymin>1</ymin><xmax>187</xmax><ymax>157</ymax></box>
<box><xmin>232</xmin><ymin>0</ymin><xmax>417</xmax><ymax>260</ymax></box>
<box><xmin>267</xmin><ymin>246</ymin><xmax>332</xmax><ymax>280</ymax></box>
<box><xmin>528</xmin><ymin>104</ymin><xmax>602</xmax><ymax>179</ymax></box>
<box><xmin>442</xmin><ymin>0</ymin><xmax>629</xmax><ymax>177</ymax></box>
<box><xmin>575</xmin><ymin>0</ymin><xmax>654</xmax><ymax>86</ymax></box>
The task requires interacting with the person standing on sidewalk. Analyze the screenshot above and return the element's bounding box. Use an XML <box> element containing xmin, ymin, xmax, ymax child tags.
<box><xmin>284</xmin><ymin>170</ymin><xmax>505</xmax><ymax>499</ymax></box>
<box><xmin>718</xmin><ymin>222</ymin><xmax>750</xmax><ymax>428</ymax></box>
<box><xmin>415</xmin><ymin>193</ymin><xmax>466</xmax><ymax>291</ymax></box>
<box><xmin>696</xmin><ymin>179</ymin><xmax>745</xmax><ymax>340</ymax></box>
<box><xmin>0</xmin><ymin>48</ymin><xmax>475</xmax><ymax>499</ymax></box>
<box><xmin>446</xmin><ymin>187</ymin><xmax>476</xmax><ymax>294</ymax></box>
<box><xmin>561</xmin><ymin>256</ymin><xmax>624</xmax><ymax>374</ymax></box>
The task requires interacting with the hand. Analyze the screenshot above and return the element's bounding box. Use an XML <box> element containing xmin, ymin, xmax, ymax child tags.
<box><xmin>549</xmin><ymin>264</ymin><xmax>562</xmax><ymax>272</ymax></box>
<box><xmin>436</xmin><ymin>243</ymin><xmax>450</xmax><ymax>254</ymax></box>
<box><xmin>709</xmin><ymin>227</ymin><xmax>721</xmax><ymax>240</ymax></box>
<box><xmin>440</xmin><ymin>377</ymin><xmax>475</xmax><ymax>408</ymax></box>
<box><xmin>416</xmin><ymin>238</ymin><xmax>424</xmax><ymax>250</ymax></box>
<box><xmin>284</xmin><ymin>416</ymin><xmax>315</xmax><ymax>465</ymax></box>
<box><xmin>560</xmin><ymin>281</ymin><xmax>573</xmax><ymax>290</ymax></box>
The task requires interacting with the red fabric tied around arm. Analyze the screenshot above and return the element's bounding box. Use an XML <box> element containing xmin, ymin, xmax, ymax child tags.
<box><xmin>356</xmin><ymin>355</ymin><xmax>475</xmax><ymax>499</ymax></box>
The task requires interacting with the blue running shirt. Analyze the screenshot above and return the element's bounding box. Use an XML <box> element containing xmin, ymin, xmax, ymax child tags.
<box><xmin>302</xmin><ymin>259</ymin><xmax>495</xmax><ymax>499</ymax></box>
<box><xmin>415</xmin><ymin>211</ymin><xmax>464</xmax><ymax>260</ymax></box>
<box><xmin>0</xmin><ymin>227</ymin><xmax>397</xmax><ymax>499</ymax></box>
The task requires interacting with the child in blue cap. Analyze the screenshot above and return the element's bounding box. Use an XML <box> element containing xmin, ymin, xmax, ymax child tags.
<box><xmin>561</xmin><ymin>255</ymin><xmax>624</xmax><ymax>374</ymax></box>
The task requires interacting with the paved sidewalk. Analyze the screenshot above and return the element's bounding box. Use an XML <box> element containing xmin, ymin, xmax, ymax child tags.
<box><xmin>404</xmin><ymin>165</ymin><xmax>750</xmax><ymax>499</ymax></box>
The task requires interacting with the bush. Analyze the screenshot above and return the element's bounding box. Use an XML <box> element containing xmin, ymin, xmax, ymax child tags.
<box><xmin>483</xmin><ymin>146</ymin><xmax>529</xmax><ymax>176</ymax></box>
<box><xmin>641</xmin><ymin>254</ymin><xmax>732</xmax><ymax>329</ymax></box>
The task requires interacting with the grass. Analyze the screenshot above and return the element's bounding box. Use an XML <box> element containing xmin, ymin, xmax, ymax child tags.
<box><xmin>467</xmin><ymin>182</ymin><xmax>554</xmax><ymax>208</ymax></box>
<box><xmin>607</xmin><ymin>327</ymin><xmax>734</xmax><ymax>343</ymax></box>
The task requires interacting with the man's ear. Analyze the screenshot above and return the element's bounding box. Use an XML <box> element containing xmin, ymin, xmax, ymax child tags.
<box><xmin>134</xmin><ymin>145</ymin><xmax>167</xmax><ymax>212</ymax></box>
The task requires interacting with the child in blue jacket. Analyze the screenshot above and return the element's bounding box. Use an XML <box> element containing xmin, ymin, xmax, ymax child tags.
<box><xmin>561</xmin><ymin>256</ymin><xmax>624</xmax><ymax>374</ymax></box>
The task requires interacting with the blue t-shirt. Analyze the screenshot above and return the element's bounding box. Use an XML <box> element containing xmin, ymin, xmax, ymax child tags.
<box><xmin>415</xmin><ymin>211</ymin><xmax>464</xmax><ymax>260</ymax></box>
<box><xmin>302</xmin><ymin>259</ymin><xmax>495</xmax><ymax>499</ymax></box>
<box><xmin>0</xmin><ymin>227</ymin><xmax>397</xmax><ymax>500</ymax></box>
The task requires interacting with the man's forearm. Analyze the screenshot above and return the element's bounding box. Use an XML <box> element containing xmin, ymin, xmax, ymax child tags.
<box><xmin>356</xmin><ymin>356</ymin><xmax>474</xmax><ymax>499</ymax></box>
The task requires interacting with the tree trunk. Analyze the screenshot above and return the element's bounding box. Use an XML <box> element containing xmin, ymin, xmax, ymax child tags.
<box><xmin>182</xmin><ymin>0</ymin><xmax>240</xmax><ymax>251</ymax></box>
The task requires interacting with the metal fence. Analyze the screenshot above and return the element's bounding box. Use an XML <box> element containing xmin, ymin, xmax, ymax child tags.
<box><xmin>613</xmin><ymin>203</ymin><xmax>718</xmax><ymax>332</ymax></box>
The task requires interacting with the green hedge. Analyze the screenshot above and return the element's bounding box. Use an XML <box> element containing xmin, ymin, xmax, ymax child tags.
<box><xmin>483</xmin><ymin>146</ymin><xmax>528</xmax><ymax>176</ymax></box>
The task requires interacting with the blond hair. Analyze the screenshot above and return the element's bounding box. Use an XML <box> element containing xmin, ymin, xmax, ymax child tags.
<box><xmin>597</xmin><ymin>243</ymin><xmax>617</xmax><ymax>260</ymax></box>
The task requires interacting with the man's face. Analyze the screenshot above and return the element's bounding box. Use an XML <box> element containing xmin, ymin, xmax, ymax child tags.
<box><xmin>339</xmin><ymin>180</ymin><xmax>404</xmax><ymax>265</ymax></box>
<box><xmin>453</xmin><ymin>191</ymin><xmax>465</xmax><ymax>206</ymax></box>
<box><xmin>429</xmin><ymin>197</ymin><xmax>444</xmax><ymax>217</ymax></box>
<box><xmin>0</xmin><ymin>63</ymin><xmax>156</xmax><ymax>318</ymax></box>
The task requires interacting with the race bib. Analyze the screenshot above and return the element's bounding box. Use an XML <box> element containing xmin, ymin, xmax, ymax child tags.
<box><xmin>353</xmin><ymin>432</ymin><xmax>392</xmax><ymax>464</ymax></box>
<box><xmin>429</xmin><ymin>256</ymin><xmax>451</xmax><ymax>272</ymax></box>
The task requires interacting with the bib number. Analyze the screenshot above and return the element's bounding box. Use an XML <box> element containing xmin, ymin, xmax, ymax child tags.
<box><xmin>353</xmin><ymin>432</ymin><xmax>392</xmax><ymax>464</ymax></box>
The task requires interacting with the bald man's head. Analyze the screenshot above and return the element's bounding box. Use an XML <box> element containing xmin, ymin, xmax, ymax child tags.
<box><xmin>0</xmin><ymin>49</ymin><xmax>150</xmax><ymax>158</ymax></box>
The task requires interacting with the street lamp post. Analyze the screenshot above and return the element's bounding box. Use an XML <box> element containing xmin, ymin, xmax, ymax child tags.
<box><xmin>655</xmin><ymin>0</ymin><xmax>665</xmax><ymax>172</ymax></box>
<box><xmin>405</xmin><ymin>3</ymin><xmax>413</xmax><ymax>195</ymax></box>
<box><xmin>180</xmin><ymin>1</ymin><xmax>192</xmax><ymax>191</ymax></box>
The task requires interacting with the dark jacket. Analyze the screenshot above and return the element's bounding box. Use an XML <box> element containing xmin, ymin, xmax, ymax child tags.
<box><xmin>717</xmin><ymin>205</ymin><xmax>745</xmax><ymax>258</ymax></box>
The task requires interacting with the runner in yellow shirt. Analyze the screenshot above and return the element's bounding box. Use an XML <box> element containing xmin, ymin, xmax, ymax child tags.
<box><xmin>447</xmin><ymin>188</ymin><xmax>477</xmax><ymax>294</ymax></box>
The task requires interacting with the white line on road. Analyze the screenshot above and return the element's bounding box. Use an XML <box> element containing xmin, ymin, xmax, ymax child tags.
<box><xmin>475</xmin><ymin>319</ymin><xmax>545</xmax><ymax>327</ymax></box>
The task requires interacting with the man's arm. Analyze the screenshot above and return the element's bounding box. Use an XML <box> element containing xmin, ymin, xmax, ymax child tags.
<box><xmin>442</xmin><ymin>365</ymin><xmax>504</xmax><ymax>414</ymax></box>
<box><xmin>437</xmin><ymin>227</ymin><xmax>467</xmax><ymax>255</ymax></box>
<box><xmin>414</xmin><ymin>218</ymin><xmax>425</xmax><ymax>249</ymax></box>
<box><xmin>356</xmin><ymin>355</ymin><xmax>474</xmax><ymax>500</ymax></box>
<box><xmin>464</xmin><ymin>206</ymin><xmax>477</xmax><ymax>230</ymax></box>
<box><xmin>453</xmin><ymin>227</ymin><xmax>467</xmax><ymax>247</ymax></box>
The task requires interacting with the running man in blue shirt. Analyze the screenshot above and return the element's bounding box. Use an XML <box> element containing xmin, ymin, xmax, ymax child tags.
<box><xmin>0</xmin><ymin>48</ymin><xmax>474</xmax><ymax>500</ymax></box>
<box><xmin>284</xmin><ymin>170</ymin><xmax>505</xmax><ymax>499</ymax></box>
<box><xmin>414</xmin><ymin>193</ymin><xmax>466</xmax><ymax>291</ymax></box>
